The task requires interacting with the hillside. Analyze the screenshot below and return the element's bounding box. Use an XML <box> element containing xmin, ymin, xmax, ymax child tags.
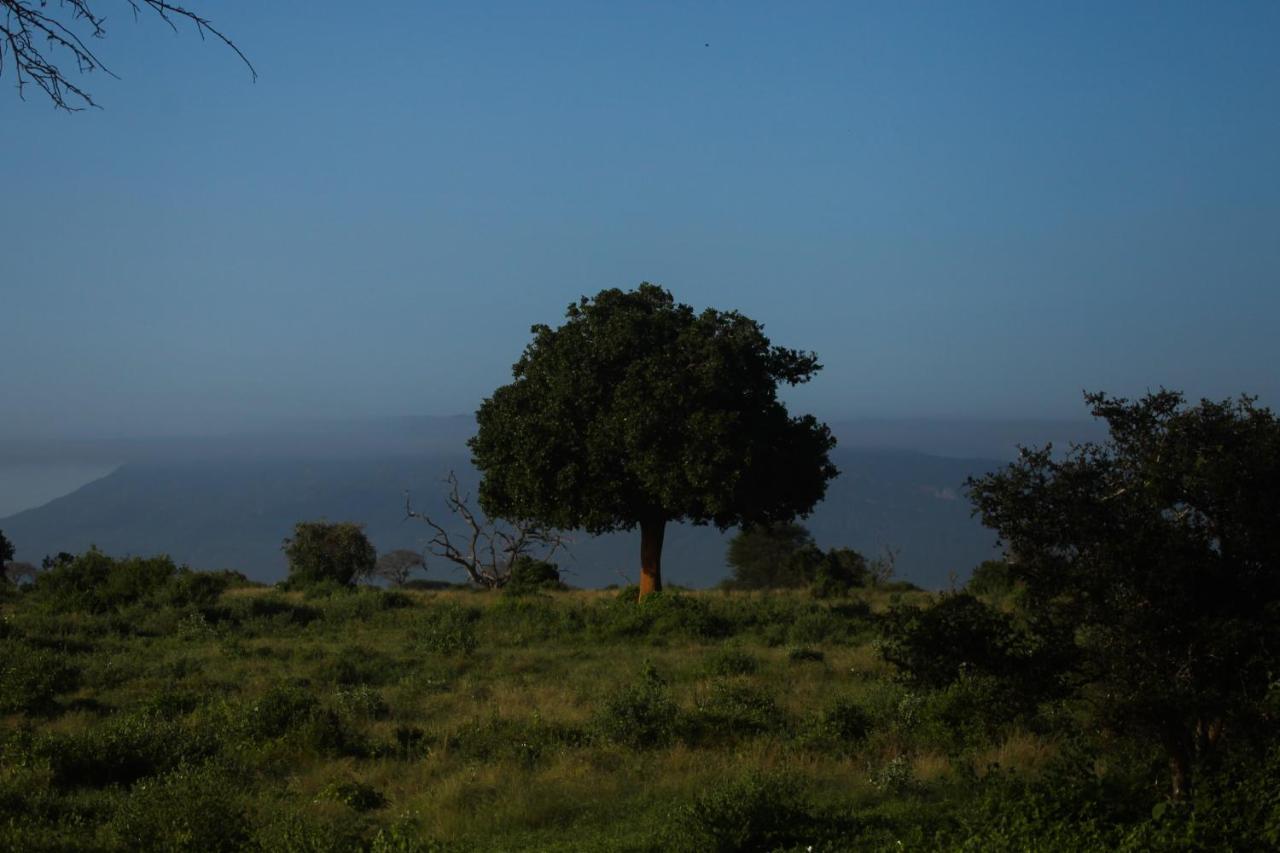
<box><xmin>1</xmin><ymin>447</ymin><xmax>1000</xmax><ymax>588</ymax></box>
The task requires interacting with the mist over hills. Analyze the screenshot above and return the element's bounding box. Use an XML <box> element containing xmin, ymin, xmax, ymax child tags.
<box><xmin>0</xmin><ymin>415</ymin><xmax>1102</xmax><ymax>588</ymax></box>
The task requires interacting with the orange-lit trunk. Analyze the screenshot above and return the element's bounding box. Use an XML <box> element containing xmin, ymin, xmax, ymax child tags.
<box><xmin>639</xmin><ymin>517</ymin><xmax>665</xmax><ymax>598</ymax></box>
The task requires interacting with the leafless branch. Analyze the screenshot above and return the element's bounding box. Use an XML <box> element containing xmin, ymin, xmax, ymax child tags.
<box><xmin>1</xmin><ymin>0</ymin><xmax>255</xmax><ymax>111</ymax></box>
<box><xmin>404</xmin><ymin>471</ymin><xmax>569</xmax><ymax>589</ymax></box>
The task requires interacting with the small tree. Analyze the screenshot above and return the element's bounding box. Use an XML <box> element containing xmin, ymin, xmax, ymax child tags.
<box><xmin>724</xmin><ymin>522</ymin><xmax>818</xmax><ymax>589</ymax></box>
<box><xmin>0</xmin><ymin>530</ymin><xmax>13</xmax><ymax>565</ymax></box>
<box><xmin>470</xmin><ymin>284</ymin><xmax>838</xmax><ymax>598</ymax></box>
<box><xmin>374</xmin><ymin>549</ymin><xmax>425</xmax><ymax>587</ymax></box>
<box><xmin>281</xmin><ymin>522</ymin><xmax>376</xmax><ymax>588</ymax></box>
<box><xmin>968</xmin><ymin>390</ymin><xmax>1280</xmax><ymax>799</ymax></box>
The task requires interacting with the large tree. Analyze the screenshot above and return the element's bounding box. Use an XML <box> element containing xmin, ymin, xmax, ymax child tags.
<box><xmin>469</xmin><ymin>283</ymin><xmax>838</xmax><ymax>597</ymax></box>
<box><xmin>1</xmin><ymin>0</ymin><xmax>253</xmax><ymax>110</ymax></box>
<box><xmin>967</xmin><ymin>390</ymin><xmax>1280</xmax><ymax>799</ymax></box>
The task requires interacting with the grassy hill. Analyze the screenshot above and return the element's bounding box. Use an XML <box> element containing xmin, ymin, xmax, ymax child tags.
<box><xmin>2</xmin><ymin>576</ymin><xmax>1273</xmax><ymax>850</ymax></box>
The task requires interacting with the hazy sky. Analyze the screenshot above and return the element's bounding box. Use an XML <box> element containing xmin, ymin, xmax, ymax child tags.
<box><xmin>3</xmin><ymin>1</ymin><xmax>1278</xmax><ymax>440</ymax></box>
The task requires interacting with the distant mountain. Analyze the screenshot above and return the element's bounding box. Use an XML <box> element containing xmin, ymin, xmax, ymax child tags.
<box><xmin>0</xmin><ymin>446</ymin><xmax>1002</xmax><ymax>589</ymax></box>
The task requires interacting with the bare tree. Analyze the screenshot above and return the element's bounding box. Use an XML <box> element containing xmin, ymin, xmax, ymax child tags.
<box><xmin>404</xmin><ymin>471</ymin><xmax>568</xmax><ymax>590</ymax></box>
<box><xmin>374</xmin><ymin>549</ymin><xmax>425</xmax><ymax>588</ymax></box>
<box><xmin>1</xmin><ymin>0</ymin><xmax>254</xmax><ymax>110</ymax></box>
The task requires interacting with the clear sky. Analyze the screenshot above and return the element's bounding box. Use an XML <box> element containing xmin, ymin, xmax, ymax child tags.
<box><xmin>2</xmin><ymin>1</ymin><xmax>1278</xmax><ymax>439</ymax></box>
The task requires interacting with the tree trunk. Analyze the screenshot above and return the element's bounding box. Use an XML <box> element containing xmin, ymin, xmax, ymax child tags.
<box><xmin>639</xmin><ymin>517</ymin><xmax>666</xmax><ymax>599</ymax></box>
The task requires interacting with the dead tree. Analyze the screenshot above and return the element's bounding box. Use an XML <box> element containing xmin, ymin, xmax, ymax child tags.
<box><xmin>1</xmin><ymin>1</ymin><xmax>255</xmax><ymax>110</ymax></box>
<box><xmin>404</xmin><ymin>471</ymin><xmax>568</xmax><ymax>590</ymax></box>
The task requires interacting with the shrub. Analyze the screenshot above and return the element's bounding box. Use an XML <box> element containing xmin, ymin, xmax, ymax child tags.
<box><xmin>39</xmin><ymin>710</ymin><xmax>218</xmax><ymax>788</ymax></box>
<box><xmin>333</xmin><ymin>685</ymin><xmax>390</xmax><ymax>721</ymax></box>
<box><xmin>242</xmin><ymin>683</ymin><xmax>319</xmax><ymax>739</ymax></box>
<box><xmin>0</xmin><ymin>642</ymin><xmax>81</xmax><ymax>715</ymax></box>
<box><xmin>723</xmin><ymin>522</ymin><xmax>819</xmax><ymax>589</ymax></box>
<box><xmin>416</xmin><ymin>604</ymin><xmax>480</xmax><ymax>655</ymax></box>
<box><xmin>704</xmin><ymin>648</ymin><xmax>759</xmax><ymax>677</ymax></box>
<box><xmin>668</xmin><ymin>773</ymin><xmax>843</xmax><ymax>852</ymax></box>
<box><xmin>107</xmin><ymin>763</ymin><xmax>251</xmax><ymax>852</ymax></box>
<box><xmin>693</xmin><ymin>681</ymin><xmax>786</xmax><ymax>740</ymax></box>
<box><xmin>595</xmin><ymin>666</ymin><xmax>680</xmax><ymax>749</ymax></box>
<box><xmin>591</xmin><ymin>592</ymin><xmax>728</xmax><ymax>641</ymax></box>
<box><xmin>802</xmin><ymin>697</ymin><xmax>873</xmax><ymax>749</ymax></box>
<box><xmin>503</xmin><ymin>555</ymin><xmax>563</xmax><ymax>594</ymax></box>
<box><xmin>811</xmin><ymin>547</ymin><xmax>870</xmax><ymax>598</ymax></box>
<box><xmin>282</xmin><ymin>521</ymin><xmax>377</xmax><ymax>588</ymax></box>
<box><xmin>788</xmin><ymin>646</ymin><xmax>825</xmax><ymax>663</ymax></box>
<box><xmin>29</xmin><ymin>550</ymin><xmax>180</xmax><ymax>613</ymax></box>
<box><xmin>966</xmin><ymin>559</ymin><xmax>1017</xmax><ymax>597</ymax></box>
<box><xmin>317</xmin><ymin>779</ymin><xmax>386</xmax><ymax>812</ymax></box>
<box><xmin>878</xmin><ymin>593</ymin><xmax>1027</xmax><ymax>689</ymax></box>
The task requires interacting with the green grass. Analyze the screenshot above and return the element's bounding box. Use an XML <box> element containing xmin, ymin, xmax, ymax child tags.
<box><xmin>1</xmin><ymin>582</ymin><xmax>1275</xmax><ymax>851</ymax></box>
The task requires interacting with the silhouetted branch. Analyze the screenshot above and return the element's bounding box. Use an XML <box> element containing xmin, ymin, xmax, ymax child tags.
<box><xmin>1</xmin><ymin>0</ymin><xmax>255</xmax><ymax>110</ymax></box>
<box><xmin>404</xmin><ymin>471</ymin><xmax>568</xmax><ymax>589</ymax></box>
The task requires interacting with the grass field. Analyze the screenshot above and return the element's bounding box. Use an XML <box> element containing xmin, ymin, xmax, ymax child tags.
<box><xmin>2</xmin><ymin>572</ymin><xmax>1276</xmax><ymax>851</ymax></box>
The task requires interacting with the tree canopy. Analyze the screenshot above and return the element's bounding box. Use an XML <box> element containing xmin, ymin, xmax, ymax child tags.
<box><xmin>469</xmin><ymin>283</ymin><xmax>838</xmax><ymax>596</ymax></box>
<box><xmin>281</xmin><ymin>521</ymin><xmax>377</xmax><ymax>589</ymax></box>
<box><xmin>967</xmin><ymin>390</ymin><xmax>1280</xmax><ymax>798</ymax></box>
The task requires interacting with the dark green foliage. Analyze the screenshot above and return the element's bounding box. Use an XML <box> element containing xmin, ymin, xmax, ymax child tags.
<box><xmin>879</xmin><ymin>593</ymin><xmax>1031</xmax><ymax>690</ymax></box>
<box><xmin>966</xmin><ymin>559</ymin><xmax>1017</xmax><ymax>597</ymax></box>
<box><xmin>802</xmin><ymin>697</ymin><xmax>873</xmax><ymax>749</ymax></box>
<box><xmin>724</xmin><ymin>522</ymin><xmax>817</xmax><ymax>589</ymax></box>
<box><xmin>243</xmin><ymin>683</ymin><xmax>319</xmax><ymax>739</ymax></box>
<box><xmin>595</xmin><ymin>666</ymin><xmax>680</xmax><ymax>749</ymax></box>
<box><xmin>693</xmin><ymin>680</ymin><xmax>787</xmax><ymax>740</ymax></box>
<box><xmin>503</xmin><ymin>555</ymin><xmax>563</xmax><ymax>594</ymax></box>
<box><xmin>282</xmin><ymin>521</ymin><xmax>377</xmax><ymax>588</ymax></box>
<box><xmin>470</xmin><ymin>283</ymin><xmax>838</xmax><ymax>588</ymax></box>
<box><xmin>669</xmin><ymin>773</ymin><xmax>852</xmax><ymax>852</ymax></box>
<box><xmin>107</xmin><ymin>763</ymin><xmax>251</xmax><ymax>852</ymax></box>
<box><xmin>810</xmin><ymin>547</ymin><xmax>870</xmax><ymax>598</ymax></box>
<box><xmin>704</xmin><ymin>647</ymin><xmax>759</xmax><ymax>677</ymax></box>
<box><xmin>38</xmin><ymin>710</ymin><xmax>219</xmax><ymax>788</ymax></box>
<box><xmin>29</xmin><ymin>549</ymin><xmax>180</xmax><ymax>614</ymax></box>
<box><xmin>319</xmin><ymin>779</ymin><xmax>387</xmax><ymax>812</ymax></box>
<box><xmin>0</xmin><ymin>530</ymin><xmax>13</xmax><ymax>568</ymax></box>
<box><xmin>788</xmin><ymin>646</ymin><xmax>824</xmax><ymax>663</ymax></box>
<box><xmin>0</xmin><ymin>641</ymin><xmax>80</xmax><ymax>714</ymax></box>
<box><xmin>592</xmin><ymin>591</ymin><xmax>729</xmax><ymax>641</ymax></box>
<box><xmin>415</xmin><ymin>603</ymin><xmax>480</xmax><ymax>655</ymax></box>
<box><xmin>969</xmin><ymin>390</ymin><xmax>1280</xmax><ymax>796</ymax></box>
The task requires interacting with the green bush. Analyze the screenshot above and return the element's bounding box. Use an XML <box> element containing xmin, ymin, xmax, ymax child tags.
<box><xmin>811</xmin><ymin>547</ymin><xmax>870</xmax><ymax>598</ymax></box>
<box><xmin>801</xmin><ymin>697</ymin><xmax>873</xmax><ymax>750</ymax></box>
<box><xmin>317</xmin><ymin>779</ymin><xmax>386</xmax><ymax>812</ymax></box>
<box><xmin>0</xmin><ymin>642</ymin><xmax>81</xmax><ymax>714</ymax></box>
<box><xmin>668</xmin><ymin>773</ymin><xmax>849</xmax><ymax>852</ymax></box>
<box><xmin>704</xmin><ymin>648</ymin><xmax>759</xmax><ymax>677</ymax></box>
<box><xmin>504</xmin><ymin>555</ymin><xmax>563</xmax><ymax>594</ymax></box>
<box><xmin>595</xmin><ymin>667</ymin><xmax>680</xmax><ymax>749</ymax></box>
<box><xmin>965</xmin><ymin>559</ymin><xmax>1018</xmax><ymax>597</ymax></box>
<box><xmin>281</xmin><ymin>521</ymin><xmax>377</xmax><ymax>588</ymax></box>
<box><xmin>693</xmin><ymin>681</ymin><xmax>786</xmax><ymax>740</ymax></box>
<box><xmin>107</xmin><ymin>763</ymin><xmax>251</xmax><ymax>852</ymax></box>
<box><xmin>591</xmin><ymin>592</ymin><xmax>728</xmax><ymax>641</ymax></box>
<box><xmin>416</xmin><ymin>604</ymin><xmax>480</xmax><ymax>655</ymax></box>
<box><xmin>39</xmin><ymin>710</ymin><xmax>218</xmax><ymax>788</ymax></box>
<box><xmin>29</xmin><ymin>550</ymin><xmax>180</xmax><ymax>614</ymax></box>
<box><xmin>878</xmin><ymin>593</ymin><xmax>1029</xmax><ymax>689</ymax></box>
<box><xmin>242</xmin><ymin>683</ymin><xmax>319</xmax><ymax>739</ymax></box>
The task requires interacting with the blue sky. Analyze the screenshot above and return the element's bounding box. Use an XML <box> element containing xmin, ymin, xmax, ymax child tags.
<box><xmin>2</xmin><ymin>1</ymin><xmax>1277</xmax><ymax>439</ymax></box>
